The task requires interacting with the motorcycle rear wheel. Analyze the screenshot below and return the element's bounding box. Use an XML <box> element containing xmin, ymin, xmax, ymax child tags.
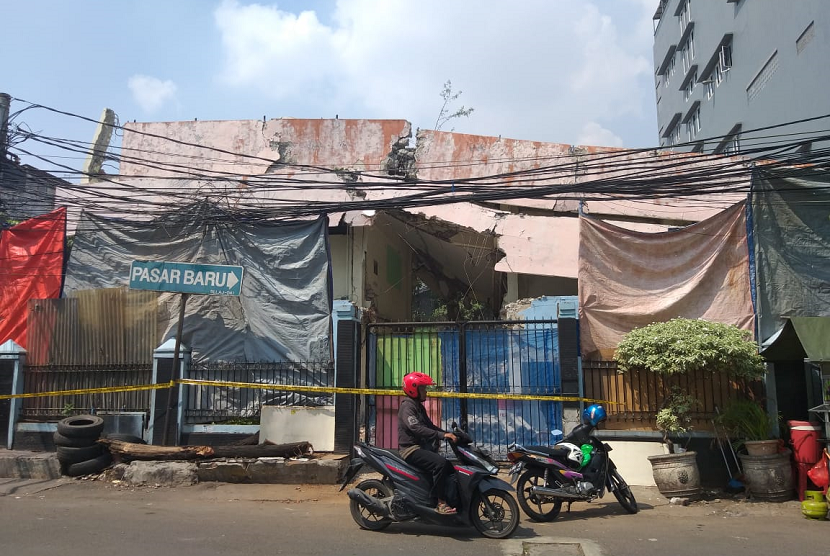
<box><xmin>470</xmin><ymin>489</ymin><xmax>519</xmax><ymax>539</ymax></box>
<box><xmin>349</xmin><ymin>479</ymin><xmax>393</xmax><ymax>530</ymax></box>
<box><xmin>609</xmin><ymin>468</ymin><xmax>639</xmax><ymax>514</ymax></box>
<box><xmin>516</xmin><ymin>468</ymin><xmax>563</xmax><ymax>522</ymax></box>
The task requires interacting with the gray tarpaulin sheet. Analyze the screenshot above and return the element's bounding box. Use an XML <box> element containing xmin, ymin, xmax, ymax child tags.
<box><xmin>63</xmin><ymin>208</ymin><xmax>332</xmax><ymax>364</ymax></box>
<box><xmin>578</xmin><ymin>202</ymin><xmax>754</xmax><ymax>359</ymax></box>
<box><xmin>753</xmin><ymin>170</ymin><xmax>830</xmax><ymax>344</ymax></box>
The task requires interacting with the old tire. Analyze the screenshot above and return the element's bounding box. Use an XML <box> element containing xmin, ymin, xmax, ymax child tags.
<box><xmin>64</xmin><ymin>452</ymin><xmax>113</xmax><ymax>477</ymax></box>
<box><xmin>57</xmin><ymin>415</ymin><xmax>105</xmax><ymax>438</ymax></box>
<box><xmin>105</xmin><ymin>433</ymin><xmax>146</xmax><ymax>444</ymax></box>
<box><xmin>57</xmin><ymin>444</ymin><xmax>104</xmax><ymax>465</ymax></box>
<box><xmin>53</xmin><ymin>432</ymin><xmax>98</xmax><ymax>448</ymax></box>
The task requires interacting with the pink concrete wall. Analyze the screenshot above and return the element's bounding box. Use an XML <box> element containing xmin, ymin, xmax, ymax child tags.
<box><xmin>121</xmin><ymin>118</ymin><xmax>411</xmax><ymax>178</ymax></box>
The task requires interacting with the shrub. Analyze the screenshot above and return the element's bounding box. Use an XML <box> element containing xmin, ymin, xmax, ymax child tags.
<box><xmin>614</xmin><ymin>318</ymin><xmax>765</xmax><ymax>380</ymax></box>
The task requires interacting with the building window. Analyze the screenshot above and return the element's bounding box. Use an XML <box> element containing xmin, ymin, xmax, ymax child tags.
<box><xmin>685</xmin><ymin>106</ymin><xmax>701</xmax><ymax>142</ymax></box>
<box><xmin>671</xmin><ymin>124</ymin><xmax>682</xmax><ymax>146</ymax></box>
<box><xmin>678</xmin><ymin>0</ymin><xmax>691</xmax><ymax>35</ymax></box>
<box><xmin>722</xmin><ymin>135</ymin><xmax>740</xmax><ymax>155</ymax></box>
<box><xmin>683</xmin><ymin>69</ymin><xmax>698</xmax><ymax>101</ymax></box>
<box><xmin>719</xmin><ymin>43</ymin><xmax>732</xmax><ymax>71</ymax></box>
<box><xmin>713</xmin><ymin>43</ymin><xmax>732</xmax><ymax>86</ymax></box>
<box><xmin>704</xmin><ymin>78</ymin><xmax>715</xmax><ymax>100</ymax></box>
<box><xmin>664</xmin><ymin>55</ymin><xmax>676</xmax><ymax>87</ymax></box>
<box><xmin>681</xmin><ymin>30</ymin><xmax>695</xmax><ymax>74</ymax></box>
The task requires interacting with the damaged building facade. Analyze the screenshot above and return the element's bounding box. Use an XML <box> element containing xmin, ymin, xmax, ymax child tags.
<box><xmin>68</xmin><ymin>117</ymin><xmax>747</xmax><ymax>324</ymax></box>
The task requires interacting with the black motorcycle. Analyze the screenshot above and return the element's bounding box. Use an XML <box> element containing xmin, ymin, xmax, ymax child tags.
<box><xmin>340</xmin><ymin>424</ymin><xmax>520</xmax><ymax>539</ymax></box>
<box><xmin>507</xmin><ymin>421</ymin><xmax>638</xmax><ymax>521</ymax></box>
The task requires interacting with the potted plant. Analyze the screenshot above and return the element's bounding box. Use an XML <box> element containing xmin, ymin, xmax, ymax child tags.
<box><xmin>716</xmin><ymin>399</ymin><xmax>779</xmax><ymax>456</ymax></box>
<box><xmin>716</xmin><ymin>399</ymin><xmax>794</xmax><ymax>501</ymax></box>
<box><xmin>614</xmin><ymin>318</ymin><xmax>767</xmax><ymax>498</ymax></box>
<box><xmin>646</xmin><ymin>387</ymin><xmax>703</xmax><ymax>497</ymax></box>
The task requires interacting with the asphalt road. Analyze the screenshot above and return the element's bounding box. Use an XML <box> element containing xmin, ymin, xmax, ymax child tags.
<box><xmin>0</xmin><ymin>478</ymin><xmax>826</xmax><ymax>556</ymax></box>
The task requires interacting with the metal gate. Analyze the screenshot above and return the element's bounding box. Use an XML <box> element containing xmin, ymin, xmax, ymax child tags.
<box><xmin>365</xmin><ymin>319</ymin><xmax>561</xmax><ymax>459</ymax></box>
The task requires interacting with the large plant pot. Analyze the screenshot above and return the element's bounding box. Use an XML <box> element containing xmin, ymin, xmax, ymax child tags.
<box><xmin>738</xmin><ymin>450</ymin><xmax>794</xmax><ymax>501</ymax></box>
<box><xmin>647</xmin><ymin>451</ymin><xmax>702</xmax><ymax>498</ymax></box>
<box><xmin>744</xmin><ymin>440</ymin><xmax>779</xmax><ymax>456</ymax></box>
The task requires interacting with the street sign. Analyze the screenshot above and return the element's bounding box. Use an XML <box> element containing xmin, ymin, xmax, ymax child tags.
<box><xmin>129</xmin><ymin>261</ymin><xmax>244</xmax><ymax>296</ymax></box>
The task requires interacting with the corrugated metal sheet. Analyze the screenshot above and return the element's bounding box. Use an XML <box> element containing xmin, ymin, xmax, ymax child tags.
<box><xmin>27</xmin><ymin>288</ymin><xmax>162</xmax><ymax>366</ymax></box>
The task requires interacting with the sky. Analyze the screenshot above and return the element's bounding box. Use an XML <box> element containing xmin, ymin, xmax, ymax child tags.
<box><xmin>2</xmin><ymin>0</ymin><xmax>660</xmax><ymax>175</ymax></box>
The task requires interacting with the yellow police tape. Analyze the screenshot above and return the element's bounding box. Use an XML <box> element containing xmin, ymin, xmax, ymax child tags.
<box><xmin>0</xmin><ymin>378</ymin><xmax>609</xmax><ymax>404</ymax></box>
<box><xmin>0</xmin><ymin>381</ymin><xmax>176</xmax><ymax>400</ymax></box>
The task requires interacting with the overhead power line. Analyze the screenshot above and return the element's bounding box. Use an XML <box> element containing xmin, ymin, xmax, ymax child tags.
<box><xmin>3</xmin><ymin>97</ymin><xmax>830</xmax><ymax>230</ymax></box>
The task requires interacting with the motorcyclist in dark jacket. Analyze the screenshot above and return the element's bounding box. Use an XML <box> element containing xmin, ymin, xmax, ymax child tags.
<box><xmin>398</xmin><ymin>372</ymin><xmax>458</xmax><ymax>514</ymax></box>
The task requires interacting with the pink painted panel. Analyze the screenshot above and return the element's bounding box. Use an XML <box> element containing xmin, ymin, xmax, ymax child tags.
<box><xmin>374</xmin><ymin>396</ymin><xmax>442</xmax><ymax>450</ymax></box>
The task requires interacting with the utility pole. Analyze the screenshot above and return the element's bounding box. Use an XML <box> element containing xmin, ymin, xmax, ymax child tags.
<box><xmin>0</xmin><ymin>93</ymin><xmax>10</xmax><ymax>218</ymax></box>
<box><xmin>0</xmin><ymin>93</ymin><xmax>10</xmax><ymax>162</ymax></box>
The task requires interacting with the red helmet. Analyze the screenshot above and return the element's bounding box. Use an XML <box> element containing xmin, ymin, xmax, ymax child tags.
<box><xmin>402</xmin><ymin>372</ymin><xmax>435</xmax><ymax>398</ymax></box>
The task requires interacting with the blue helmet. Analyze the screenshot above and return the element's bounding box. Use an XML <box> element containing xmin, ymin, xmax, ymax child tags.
<box><xmin>582</xmin><ymin>404</ymin><xmax>607</xmax><ymax>427</ymax></box>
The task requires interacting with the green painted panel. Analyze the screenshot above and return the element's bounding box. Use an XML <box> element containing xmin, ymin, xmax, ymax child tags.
<box><xmin>376</xmin><ymin>332</ymin><xmax>442</xmax><ymax>388</ymax></box>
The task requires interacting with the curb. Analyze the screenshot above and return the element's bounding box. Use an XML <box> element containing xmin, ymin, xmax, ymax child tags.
<box><xmin>0</xmin><ymin>451</ymin><xmax>62</xmax><ymax>480</ymax></box>
<box><xmin>1</xmin><ymin>449</ymin><xmax>349</xmax><ymax>485</ymax></box>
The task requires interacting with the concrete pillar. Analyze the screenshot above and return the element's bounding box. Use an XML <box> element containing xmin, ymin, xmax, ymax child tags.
<box><xmin>503</xmin><ymin>272</ymin><xmax>519</xmax><ymax>305</ymax></box>
<box><xmin>147</xmin><ymin>339</ymin><xmax>191</xmax><ymax>445</ymax></box>
<box><xmin>0</xmin><ymin>340</ymin><xmax>26</xmax><ymax>450</ymax></box>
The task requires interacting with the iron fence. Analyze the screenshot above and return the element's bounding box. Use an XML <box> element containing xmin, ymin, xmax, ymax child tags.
<box><xmin>366</xmin><ymin>320</ymin><xmax>562</xmax><ymax>458</ymax></box>
<box><xmin>183</xmin><ymin>360</ymin><xmax>335</xmax><ymax>424</ymax></box>
<box><xmin>21</xmin><ymin>364</ymin><xmax>154</xmax><ymax>419</ymax></box>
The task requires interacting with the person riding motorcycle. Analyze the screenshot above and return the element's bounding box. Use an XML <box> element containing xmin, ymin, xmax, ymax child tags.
<box><xmin>398</xmin><ymin>372</ymin><xmax>458</xmax><ymax>514</ymax></box>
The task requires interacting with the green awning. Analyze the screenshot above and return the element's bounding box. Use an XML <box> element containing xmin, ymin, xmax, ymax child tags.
<box><xmin>761</xmin><ymin>317</ymin><xmax>830</xmax><ymax>361</ymax></box>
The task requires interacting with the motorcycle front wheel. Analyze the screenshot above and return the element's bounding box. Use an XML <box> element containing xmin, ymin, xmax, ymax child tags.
<box><xmin>470</xmin><ymin>489</ymin><xmax>519</xmax><ymax>539</ymax></box>
<box><xmin>609</xmin><ymin>468</ymin><xmax>639</xmax><ymax>514</ymax></box>
<box><xmin>349</xmin><ymin>479</ymin><xmax>393</xmax><ymax>530</ymax></box>
<box><xmin>516</xmin><ymin>468</ymin><xmax>563</xmax><ymax>521</ymax></box>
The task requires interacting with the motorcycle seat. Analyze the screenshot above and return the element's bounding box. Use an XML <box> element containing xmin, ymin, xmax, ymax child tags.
<box><xmin>524</xmin><ymin>445</ymin><xmax>570</xmax><ymax>458</ymax></box>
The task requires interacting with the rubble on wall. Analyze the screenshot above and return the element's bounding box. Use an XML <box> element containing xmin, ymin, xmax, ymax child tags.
<box><xmin>500</xmin><ymin>297</ymin><xmax>546</xmax><ymax>320</ymax></box>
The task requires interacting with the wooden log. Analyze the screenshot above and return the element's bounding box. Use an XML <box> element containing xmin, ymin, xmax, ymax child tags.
<box><xmin>210</xmin><ymin>441</ymin><xmax>312</xmax><ymax>459</ymax></box>
<box><xmin>99</xmin><ymin>439</ymin><xmax>313</xmax><ymax>460</ymax></box>
<box><xmin>100</xmin><ymin>439</ymin><xmax>214</xmax><ymax>460</ymax></box>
